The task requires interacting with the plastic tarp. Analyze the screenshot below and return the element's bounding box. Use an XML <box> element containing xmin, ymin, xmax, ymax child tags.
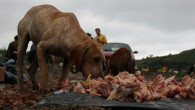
<box><xmin>33</xmin><ymin>91</ymin><xmax>195</xmax><ymax>110</ymax></box>
<box><xmin>0</xmin><ymin>59</ymin><xmax>28</xmax><ymax>83</ymax></box>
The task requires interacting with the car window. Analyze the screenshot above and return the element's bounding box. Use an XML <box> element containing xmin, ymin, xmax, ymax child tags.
<box><xmin>111</xmin><ymin>47</ymin><xmax>119</xmax><ymax>51</ymax></box>
<box><xmin>104</xmin><ymin>43</ymin><xmax>132</xmax><ymax>52</ymax></box>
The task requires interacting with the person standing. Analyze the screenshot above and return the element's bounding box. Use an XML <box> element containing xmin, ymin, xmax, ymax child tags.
<box><xmin>4</xmin><ymin>35</ymin><xmax>18</xmax><ymax>61</ymax></box>
<box><xmin>28</xmin><ymin>44</ymin><xmax>36</xmax><ymax>64</ymax></box>
<box><xmin>93</xmin><ymin>28</ymin><xmax>107</xmax><ymax>71</ymax></box>
<box><xmin>93</xmin><ymin>28</ymin><xmax>107</xmax><ymax>50</ymax></box>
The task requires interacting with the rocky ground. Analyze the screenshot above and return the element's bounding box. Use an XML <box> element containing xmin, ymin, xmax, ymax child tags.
<box><xmin>0</xmin><ymin>63</ymin><xmax>187</xmax><ymax>110</ymax></box>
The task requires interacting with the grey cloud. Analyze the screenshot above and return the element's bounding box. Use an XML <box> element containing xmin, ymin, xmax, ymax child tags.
<box><xmin>76</xmin><ymin>0</ymin><xmax>195</xmax><ymax>31</ymax></box>
<box><xmin>0</xmin><ymin>0</ymin><xmax>195</xmax><ymax>59</ymax></box>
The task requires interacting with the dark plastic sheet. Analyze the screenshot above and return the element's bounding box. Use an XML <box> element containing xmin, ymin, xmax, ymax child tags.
<box><xmin>32</xmin><ymin>91</ymin><xmax>195</xmax><ymax>110</ymax></box>
<box><xmin>0</xmin><ymin>59</ymin><xmax>28</xmax><ymax>83</ymax></box>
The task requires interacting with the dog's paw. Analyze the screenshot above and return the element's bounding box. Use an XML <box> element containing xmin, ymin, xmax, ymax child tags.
<box><xmin>39</xmin><ymin>88</ymin><xmax>50</xmax><ymax>94</ymax></box>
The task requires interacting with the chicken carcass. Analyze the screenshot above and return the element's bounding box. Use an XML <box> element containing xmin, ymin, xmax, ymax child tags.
<box><xmin>61</xmin><ymin>71</ymin><xmax>195</xmax><ymax>102</ymax></box>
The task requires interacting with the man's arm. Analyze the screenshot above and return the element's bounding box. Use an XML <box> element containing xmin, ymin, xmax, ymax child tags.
<box><xmin>99</xmin><ymin>35</ymin><xmax>107</xmax><ymax>44</ymax></box>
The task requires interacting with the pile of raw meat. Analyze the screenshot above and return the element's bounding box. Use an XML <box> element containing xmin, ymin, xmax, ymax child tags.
<box><xmin>60</xmin><ymin>71</ymin><xmax>195</xmax><ymax>102</ymax></box>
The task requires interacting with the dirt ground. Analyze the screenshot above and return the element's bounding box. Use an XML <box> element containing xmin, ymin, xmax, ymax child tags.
<box><xmin>141</xmin><ymin>71</ymin><xmax>184</xmax><ymax>81</ymax></box>
<box><xmin>0</xmin><ymin>63</ymin><xmax>87</xmax><ymax>110</ymax></box>
<box><xmin>0</xmin><ymin>63</ymin><xmax>186</xmax><ymax>109</ymax></box>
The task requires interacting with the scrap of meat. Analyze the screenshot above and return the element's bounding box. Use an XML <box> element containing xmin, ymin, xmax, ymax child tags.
<box><xmin>107</xmin><ymin>72</ymin><xmax>141</xmax><ymax>101</ymax></box>
<box><xmin>73</xmin><ymin>82</ymin><xmax>86</xmax><ymax>94</ymax></box>
<box><xmin>61</xmin><ymin>72</ymin><xmax>195</xmax><ymax>102</ymax></box>
<box><xmin>180</xmin><ymin>75</ymin><xmax>195</xmax><ymax>99</ymax></box>
<box><xmin>59</xmin><ymin>79</ymin><xmax>71</xmax><ymax>91</ymax></box>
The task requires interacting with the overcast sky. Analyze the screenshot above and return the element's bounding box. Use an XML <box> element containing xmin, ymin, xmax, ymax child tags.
<box><xmin>0</xmin><ymin>0</ymin><xmax>195</xmax><ymax>59</ymax></box>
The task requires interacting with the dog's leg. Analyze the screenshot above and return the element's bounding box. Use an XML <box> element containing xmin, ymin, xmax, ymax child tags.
<box><xmin>28</xmin><ymin>56</ymin><xmax>39</xmax><ymax>90</ymax></box>
<box><xmin>17</xmin><ymin>33</ymin><xmax>30</xmax><ymax>93</ymax></box>
<box><xmin>128</xmin><ymin>59</ymin><xmax>134</xmax><ymax>73</ymax></box>
<box><xmin>58</xmin><ymin>57</ymin><xmax>69</xmax><ymax>89</ymax></box>
<box><xmin>111</xmin><ymin>66</ymin><xmax>118</xmax><ymax>76</ymax></box>
<box><xmin>105</xmin><ymin>61</ymin><xmax>111</xmax><ymax>75</ymax></box>
<box><xmin>36</xmin><ymin>43</ymin><xmax>50</xmax><ymax>94</ymax></box>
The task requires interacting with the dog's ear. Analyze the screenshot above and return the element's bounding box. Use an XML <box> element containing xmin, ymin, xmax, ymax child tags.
<box><xmin>69</xmin><ymin>45</ymin><xmax>89</xmax><ymax>73</ymax></box>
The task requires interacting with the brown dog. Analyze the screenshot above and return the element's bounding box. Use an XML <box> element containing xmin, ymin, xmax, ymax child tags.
<box><xmin>105</xmin><ymin>48</ymin><xmax>134</xmax><ymax>76</ymax></box>
<box><xmin>17</xmin><ymin>5</ymin><xmax>105</xmax><ymax>93</ymax></box>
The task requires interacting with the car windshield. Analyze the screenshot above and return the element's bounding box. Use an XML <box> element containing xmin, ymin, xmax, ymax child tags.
<box><xmin>104</xmin><ymin>43</ymin><xmax>132</xmax><ymax>52</ymax></box>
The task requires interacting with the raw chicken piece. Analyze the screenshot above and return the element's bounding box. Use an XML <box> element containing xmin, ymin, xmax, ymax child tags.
<box><xmin>61</xmin><ymin>71</ymin><xmax>195</xmax><ymax>102</ymax></box>
<box><xmin>73</xmin><ymin>82</ymin><xmax>86</xmax><ymax>93</ymax></box>
<box><xmin>97</xmin><ymin>82</ymin><xmax>112</xmax><ymax>97</ymax></box>
<box><xmin>60</xmin><ymin>79</ymin><xmax>71</xmax><ymax>91</ymax></box>
<box><xmin>104</xmin><ymin>75</ymin><xmax>115</xmax><ymax>82</ymax></box>
<box><xmin>107</xmin><ymin>86</ymin><xmax>138</xmax><ymax>101</ymax></box>
<box><xmin>134</xmin><ymin>83</ymin><xmax>151</xmax><ymax>102</ymax></box>
<box><xmin>135</xmin><ymin>71</ymin><xmax>145</xmax><ymax>82</ymax></box>
<box><xmin>159</xmin><ymin>76</ymin><xmax>175</xmax><ymax>86</ymax></box>
<box><xmin>160</xmin><ymin>85</ymin><xmax>182</xmax><ymax>97</ymax></box>
<box><xmin>153</xmin><ymin>74</ymin><xmax>165</xmax><ymax>85</ymax></box>
<box><xmin>181</xmin><ymin>75</ymin><xmax>195</xmax><ymax>99</ymax></box>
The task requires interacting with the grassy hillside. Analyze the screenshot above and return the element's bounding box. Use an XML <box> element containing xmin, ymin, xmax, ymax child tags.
<box><xmin>136</xmin><ymin>48</ymin><xmax>195</xmax><ymax>72</ymax></box>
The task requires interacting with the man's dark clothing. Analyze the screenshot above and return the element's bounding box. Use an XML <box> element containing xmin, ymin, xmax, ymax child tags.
<box><xmin>28</xmin><ymin>44</ymin><xmax>36</xmax><ymax>64</ymax></box>
<box><xmin>5</xmin><ymin>41</ymin><xmax>17</xmax><ymax>61</ymax></box>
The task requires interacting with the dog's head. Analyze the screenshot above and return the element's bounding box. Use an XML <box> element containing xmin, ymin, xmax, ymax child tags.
<box><xmin>69</xmin><ymin>43</ymin><xmax>105</xmax><ymax>78</ymax></box>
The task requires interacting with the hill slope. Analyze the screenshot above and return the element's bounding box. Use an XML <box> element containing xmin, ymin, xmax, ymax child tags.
<box><xmin>136</xmin><ymin>48</ymin><xmax>195</xmax><ymax>72</ymax></box>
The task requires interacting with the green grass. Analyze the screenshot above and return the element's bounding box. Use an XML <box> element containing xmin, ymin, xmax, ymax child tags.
<box><xmin>136</xmin><ymin>48</ymin><xmax>195</xmax><ymax>73</ymax></box>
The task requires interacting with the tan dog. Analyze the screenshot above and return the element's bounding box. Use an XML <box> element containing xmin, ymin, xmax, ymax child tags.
<box><xmin>105</xmin><ymin>48</ymin><xmax>134</xmax><ymax>76</ymax></box>
<box><xmin>17</xmin><ymin>5</ymin><xmax>105</xmax><ymax>93</ymax></box>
